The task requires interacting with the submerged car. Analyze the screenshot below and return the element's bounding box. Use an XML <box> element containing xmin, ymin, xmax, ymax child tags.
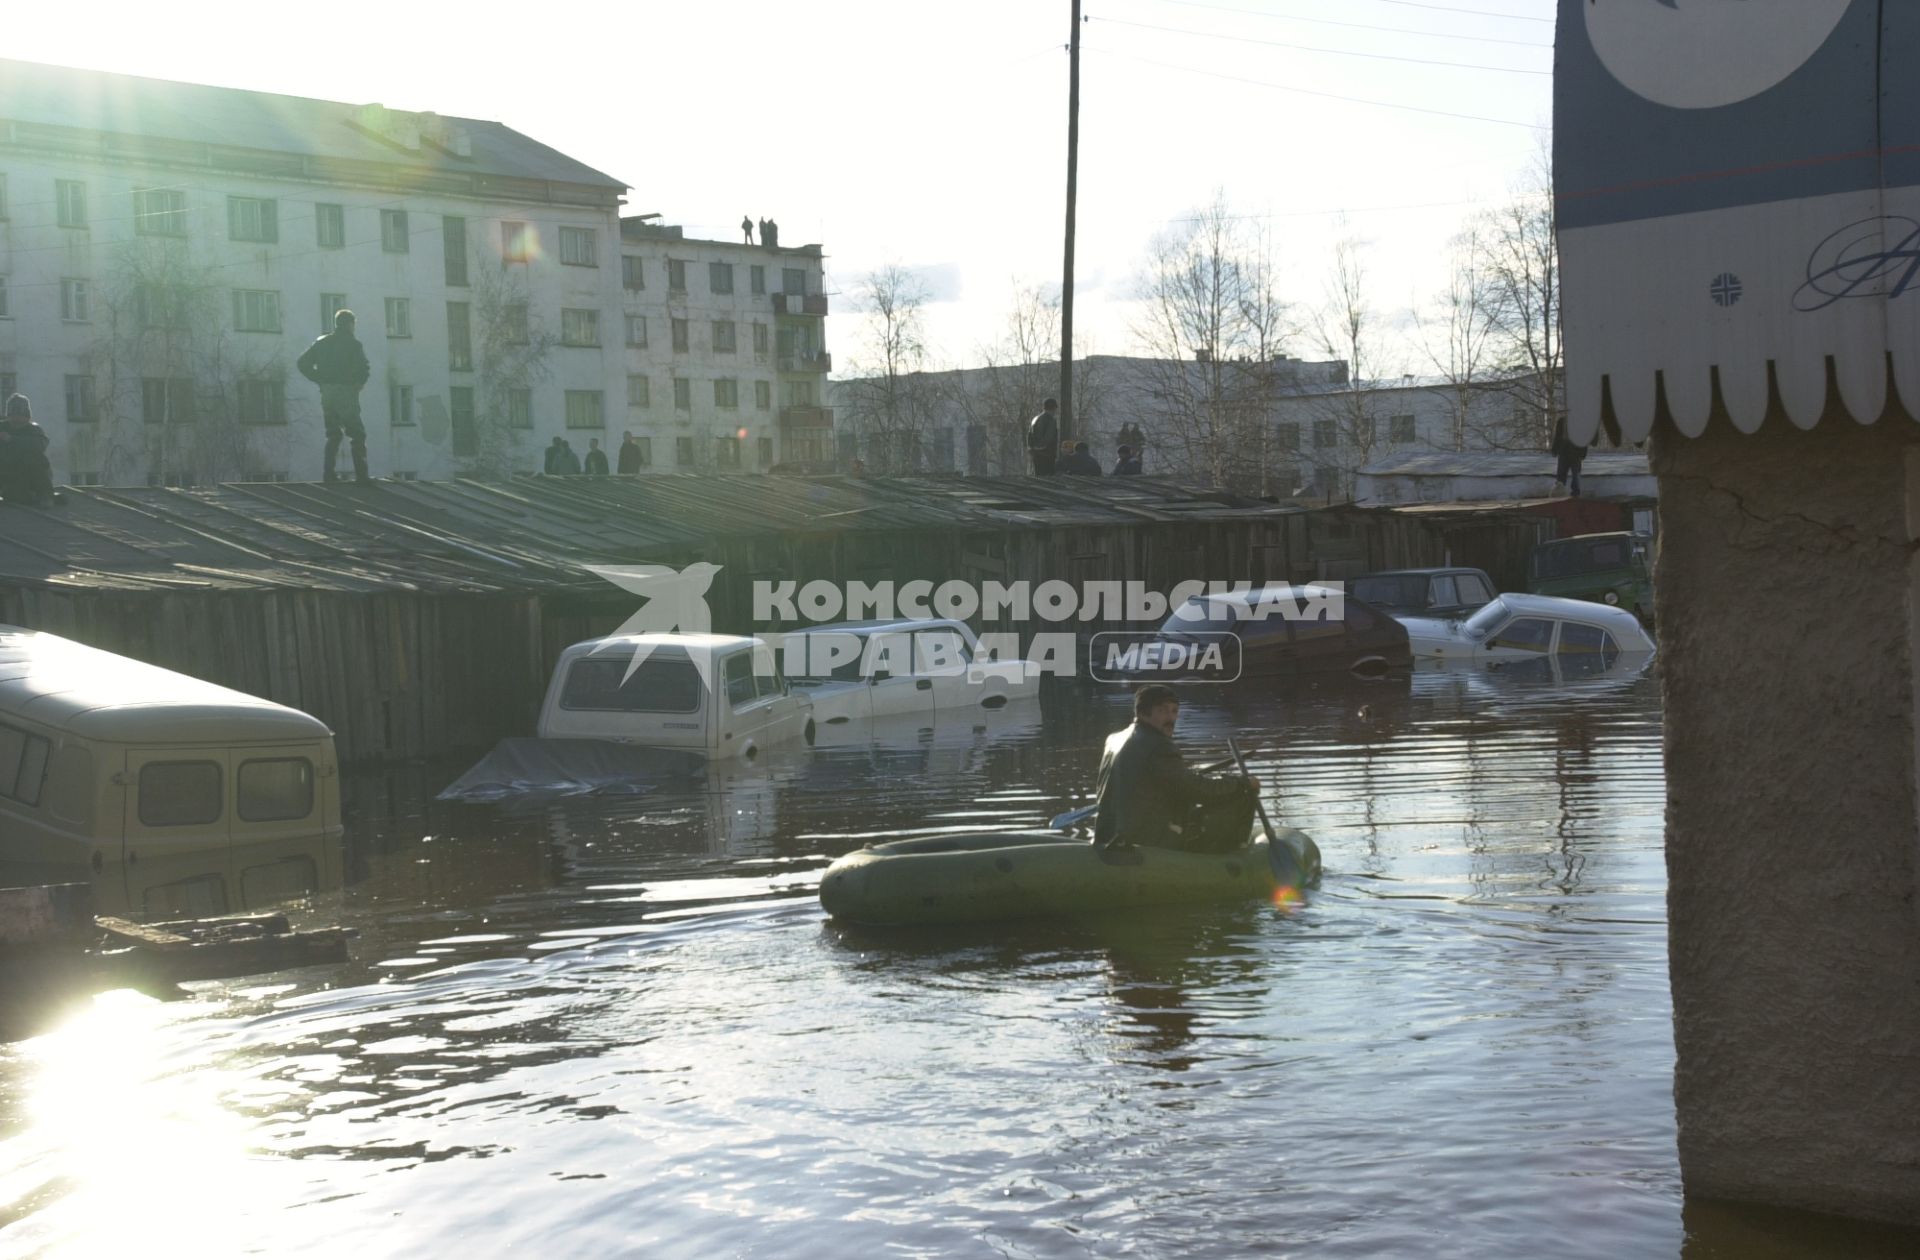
<box><xmin>1527</xmin><ymin>532</ymin><xmax>1654</xmax><ymax>622</ymax></box>
<box><xmin>1351</xmin><ymin>567</ymin><xmax>1497</xmax><ymax>617</ymax></box>
<box><xmin>536</xmin><ymin>633</ymin><xmax>813</xmax><ymax>759</ymax></box>
<box><xmin>784</xmin><ymin>618</ymin><xmax>1040</xmax><ymax>725</ymax></box>
<box><xmin>1105</xmin><ymin>584</ymin><xmax>1411</xmax><ymax>681</ymax></box>
<box><xmin>1395</xmin><ymin>592</ymin><xmax>1655</xmax><ymax>665</ymax></box>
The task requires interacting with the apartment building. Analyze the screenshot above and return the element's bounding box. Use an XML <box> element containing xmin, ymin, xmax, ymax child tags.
<box><xmin>0</xmin><ymin>58</ymin><xmax>830</xmax><ymax>485</ymax></box>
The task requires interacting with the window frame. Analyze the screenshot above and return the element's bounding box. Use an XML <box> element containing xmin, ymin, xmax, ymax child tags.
<box><xmin>559</xmin><ymin>226</ymin><xmax>598</xmax><ymax>267</ymax></box>
<box><xmin>380</xmin><ymin>208</ymin><xmax>410</xmax><ymax>253</ymax></box>
<box><xmin>226</xmin><ymin>195</ymin><xmax>279</xmax><ymax>244</ymax></box>
<box><xmin>316</xmin><ymin>202</ymin><xmax>346</xmax><ymax>249</ymax></box>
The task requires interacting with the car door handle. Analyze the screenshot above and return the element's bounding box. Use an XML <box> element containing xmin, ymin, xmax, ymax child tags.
<box><xmin>916</xmin><ymin>679</ymin><xmax>933</xmax><ymax>691</ymax></box>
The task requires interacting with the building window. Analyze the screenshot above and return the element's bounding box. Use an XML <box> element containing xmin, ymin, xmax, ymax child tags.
<box><xmin>316</xmin><ymin>203</ymin><xmax>345</xmax><ymax>248</ymax></box>
<box><xmin>502</xmin><ymin>220</ymin><xmax>531</xmax><ymax>263</ymax></box>
<box><xmin>135</xmin><ymin>284</ymin><xmax>190</xmax><ymax>329</ymax></box>
<box><xmin>501</xmin><ymin>303</ymin><xmax>529</xmax><ymax>345</ymax></box>
<box><xmin>564</xmin><ymin>389</ymin><xmax>604</xmax><ymax>429</ymax></box>
<box><xmin>673</xmin><ymin>377</ymin><xmax>691</xmax><ymax>410</ymax></box>
<box><xmin>134</xmin><ymin>188</ymin><xmax>188</xmax><ymax>237</ymax></box>
<box><xmin>752</xmin><ymin>322</ymin><xmax>769</xmax><ymax>356</ymax></box>
<box><xmin>1276</xmin><ymin>422</ymin><xmax>1300</xmax><ymax>453</ymax></box>
<box><xmin>782</xmin><ymin>379</ymin><xmax>816</xmax><ymax>407</ymax></box>
<box><xmin>561</xmin><ymin>308</ymin><xmax>600</xmax><ymax>346</ymax></box>
<box><xmin>758</xmin><ymin>436</ymin><xmax>774</xmax><ymax>467</ymax></box>
<box><xmin>55</xmin><ymin>180</ymin><xmax>86</xmax><ymax>228</ymax></box>
<box><xmin>625</xmin><ymin>314</ymin><xmax>648</xmax><ymax>348</ymax></box>
<box><xmin>559</xmin><ymin>226</ymin><xmax>597</xmax><ymax>267</ymax></box>
<box><xmin>667</xmin><ymin>259</ymin><xmax>687</xmax><ymax>293</ymax></box>
<box><xmin>671</xmin><ymin>318</ymin><xmax>689</xmax><ymax>353</ymax></box>
<box><xmin>141</xmin><ymin>377</ymin><xmax>194</xmax><ymax>425</ymax></box>
<box><xmin>450</xmin><ymin>385</ymin><xmax>477</xmax><ymax>455</ymax></box>
<box><xmin>627</xmin><ymin>374</ymin><xmax>650</xmax><ymax>407</ymax></box>
<box><xmin>623</xmin><ymin>256</ymin><xmax>645</xmax><ymax>291</ymax></box>
<box><xmin>65</xmin><ymin>375</ymin><xmax>96</xmax><ymax>423</ymax></box>
<box><xmin>232</xmin><ymin>289</ymin><xmax>282</xmax><ymax>333</ymax></box>
<box><xmin>1312</xmin><ymin>419</ymin><xmax>1337</xmax><ymax>449</ymax></box>
<box><xmin>716</xmin><ymin>435</ymin><xmax>742</xmax><ymax>468</ymax></box>
<box><xmin>448</xmin><ymin>301</ymin><xmax>473</xmax><ymax>370</ymax></box>
<box><xmin>712</xmin><ymin>321</ymin><xmax>737</xmax><ymax>354</ymax></box>
<box><xmin>755</xmin><ymin>380</ymin><xmax>771</xmax><ymax>410</ymax></box>
<box><xmin>381</xmin><ymin>209</ymin><xmax>409</xmax><ymax>252</ymax></box>
<box><xmin>320</xmin><ymin>292</ymin><xmax>348</xmax><ymax>333</ymax></box>
<box><xmin>227</xmin><ymin>196</ymin><xmax>278</xmax><ymax>243</ymax></box>
<box><xmin>714</xmin><ymin>378</ymin><xmax>739</xmax><ymax>409</ymax></box>
<box><xmin>782</xmin><ymin>267</ymin><xmax>806</xmax><ymax>294</ymax></box>
<box><xmin>631</xmin><ymin>436</ymin><xmax>653</xmax><ymax>467</ymax></box>
<box><xmin>709</xmin><ymin>262</ymin><xmax>734</xmax><ymax>295</ymax></box>
<box><xmin>386</xmin><ymin>297</ymin><xmax>411</xmax><ymax>338</ymax></box>
<box><xmin>59</xmin><ymin>279</ymin><xmax>89</xmax><ymax>322</ymax></box>
<box><xmin>507</xmin><ymin>387</ymin><xmax>533</xmax><ymax>429</ymax></box>
<box><xmin>443</xmin><ymin>215</ymin><xmax>469</xmax><ymax>287</ymax></box>
<box><xmin>675</xmin><ymin>436</ymin><xmax>694</xmax><ymax>466</ymax></box>
<box><xmin>1389</xmin><ymin>414</ymin><xmax>1417</xmax><ymax>444</ymax></box>
<box><xmin>750</xmin><ymin>265</ymin><xmax>765</xmax><ymax>296</ymax></box>
<box><xmin>237</xmin><ymin>377</ymin><xmax>287</xmax><ymax>425</ymax></box>
<box><xmin>390</xmin><ymin>384</ymin><xmax>414</xmax><ymax>426</ymax></box>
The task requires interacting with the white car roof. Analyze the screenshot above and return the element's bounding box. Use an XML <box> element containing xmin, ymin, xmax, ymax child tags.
<box><xmin>795</xmin><ymin>618</ymin><xmax>969</xmax><ymax>635</ymax></box>
<box><xmin>561</xmin><ymin>632</ymin><xmax>765</xmax><ymax>658</ymax></box>
<box><xmin>1486</xmin><ymin>592</ymin><xmax>1646</xmax><ymax>633</ymax></box>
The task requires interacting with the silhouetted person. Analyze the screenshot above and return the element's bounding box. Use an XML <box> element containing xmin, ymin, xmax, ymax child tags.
<box><xmin>1060</xmin><ymin>440</ymin><xmax>1103</xmax><ymax>476</ymax></box>
<box><xmin>848</xmin><ymin>457</ymin><xmax>867</xmax><ymax>477</ymax></box>
<box><xmin>763</xmin><ymin>218</ymin><xmax>779</xmax><ymax>248</ymax></box>
<box><xmin>1028</xmin><ymin>399</ymin><xmax>1060</xmax><ymax>475</ymax></box>
<box><xmin>544</xmin><ymin>435</ymin><xmax>566</xmax><ymax>474</ymax></box>
<box><xmin>0</xmin><ymin>394</ymin><xmax>56</xmax><ymax>507</ymax></box>
<box><xmin>1552</xmin><ymin>416</ymin><xmax>1586</xmax><ymax>498</ymax></box>
<box><xmin>1114</xmin><ymin>444</ymin><xmax>1143</xmax><ymax>476</ymax></box>
<box><xmin>296</xmin><ymin>309</ymin><xmax>371</xmax><ymax>483</ymax></box>
<box><xmin>618</xmin><ymin>431</ymin><xmax>644</xmax><ymax>474</ymax></box>
<box><xmin>584</xmin><ymin>437</ymin><xmax>610</xmax><ymax>475</ymax></box>
<box><xmin>741</xmin><ymin>215</ymin><xmax>754</xmax><ymax>244</ymax></box>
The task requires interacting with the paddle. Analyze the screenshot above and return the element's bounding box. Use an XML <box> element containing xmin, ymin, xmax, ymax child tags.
<box><xmin>1047</xmin><ymin>750</ymin><xmax>1254</xmax><ymax>831</ymax></box>
<box><xmin>1228</xmin><ymin>735</ymin><xmax>1280</xmax><ymax>844</ymax></box>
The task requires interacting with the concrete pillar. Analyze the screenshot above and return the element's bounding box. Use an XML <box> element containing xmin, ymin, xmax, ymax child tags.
<box><xmin>1652</xmin><ymin>411</ymin><xmax>1920</xmax><ymax>1225</ymax></box>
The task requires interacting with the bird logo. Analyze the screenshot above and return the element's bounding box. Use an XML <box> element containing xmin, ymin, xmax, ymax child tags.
<box><xmin>1585</xmin><ymin>0</ymin><xmax>1851</xmax><ymax>111</ymax></box>
<box><xmin>585</xmin><ymin>561</ymin><xmax>724</xmax><ymax>688</ymax></box>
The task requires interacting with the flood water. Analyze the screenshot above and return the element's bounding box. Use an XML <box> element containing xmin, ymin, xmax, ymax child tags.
<box><xmin>5</xmin><ymin>668</ymin><xmax>1920</xmax><ymax>1258</ymax></box>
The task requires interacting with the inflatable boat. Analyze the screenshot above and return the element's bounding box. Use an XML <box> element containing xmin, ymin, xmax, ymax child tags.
<box><xmin>818</xmin><ymin>826</ymin><xmax>1322</xmax><ymax>927</ymax></box>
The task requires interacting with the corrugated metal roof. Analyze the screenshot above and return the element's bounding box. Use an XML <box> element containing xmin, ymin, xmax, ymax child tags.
<box><xmin>0</xmin><ymin>57</ymin><xmax>625</xmax><ymax>190</ymax></box>
<box><xmin>1358</xmin><ymin>452</ymin><xmax>1651</xmax><ymax>478</ymax></box>
<box><xmin>0</xmin><ymin>475</ymin><xmax>1295</xmax><ymax>595</ymax></box>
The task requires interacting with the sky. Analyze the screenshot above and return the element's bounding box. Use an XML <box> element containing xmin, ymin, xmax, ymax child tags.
<box><xmin>3</xmin><ymin>0</ymin><xmax>1557</xmax><ymax>374</ymax></box>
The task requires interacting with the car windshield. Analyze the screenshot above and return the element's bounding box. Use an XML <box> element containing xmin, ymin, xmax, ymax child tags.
<box><xmin>1161</xmin><ymin>598</ymin><xmax>1245</xmax><ymax>635</ymax></box>
<box><xmin>1461</xmin><ymin>601</ymin><xmax>1510</xmax><ymax>641</ymax></box>
<box><xmin>1533</xmin><ymin>537</ymin><xmax>1636</xmax><ymax>580</ymax></box>
<box><xmin>792</xmin><ymin>630</ymin><xmax>875</xmax><ymax>683</ymax></box>
<box><xmin>1351</xmin><ymin>576</ymin><xmax>1425</xmax><ymax>610</ymax></box>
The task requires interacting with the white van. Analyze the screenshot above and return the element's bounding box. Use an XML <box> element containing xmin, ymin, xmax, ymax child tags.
<box><xmin>0</xmin><ymin>626</ymin><xmax>343</xmax><ymax>918</ymax></box>
<box><xmin>536</xmin><ymin>634</ymin><xmax>814</xmax><ymax>759</ymax></box>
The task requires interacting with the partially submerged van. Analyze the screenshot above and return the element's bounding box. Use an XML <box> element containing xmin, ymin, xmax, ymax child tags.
<box><xmin>536</xmin><ymin>634</ymin><xmax>813</xmax><ymax>759</ymax></box>
<box><xmin>0</xmin><ymin>626</ymin><xmax>342</xmax><ymax>918</ymax></box>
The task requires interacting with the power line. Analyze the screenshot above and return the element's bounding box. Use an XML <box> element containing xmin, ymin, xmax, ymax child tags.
<box><xmin>1151</xmin><ymin>0</ymin><xmax>1552</xmax><ymax>48</ymax></box>
<box><xmin>1371</xmin><ymin>0</ymin><xmax>1553</xmax><ymax>23</ymax></box>
<box><xmin>1161</xmin><ymin>190</ymin><xmax>1549</xmax><ymax>223</ymax></box>
<box><xmin>1092</xmin><ymin>14</ymin><xmax>1549</xmax><ymax>74</ymax></box>
<box><xmin>1087</xmin><ymin>47</ymin><xmax>1547</xmax><ymax>128</ymax></box>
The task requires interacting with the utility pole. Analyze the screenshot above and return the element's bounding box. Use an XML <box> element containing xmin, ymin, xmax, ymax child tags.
<box><xmin>1059</xmin><ymin>0</ymin><xmax>1081</xmax><ymax>443</ymax></box>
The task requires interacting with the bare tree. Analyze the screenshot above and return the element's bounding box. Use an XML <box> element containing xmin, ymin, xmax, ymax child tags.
<box><xmin>1128</xmin><ymin>192</ymin><xmax>1291</xmax><ymax>492</ymax></box>
<box><xmin>1473</xmin><ymin>144</ymin><xmax>1563</xmax><ymax>450</ymax></box>
<box><xmin>1308</xmin><ymin>232</ymin><xmax>1396</xmax><ymax>499</ymax></box>
<box><xmin>468</xmin><ymin>266</ymin><xmax>556</xmax><ymax>478</ymax></box>
<box><xmin>1417</xmin><ymin>224</ymin><xmax>1499</xmax><ymax>453</ymax></box>
<box><xmin>839</xmin><ymin>264</ymin><xmax>946</xmax><ymax>472</ymax></box>
<box><xmin>88</xmin><ymin>238</ymin><xmax>268</xmax><ymax>486</ymax></box>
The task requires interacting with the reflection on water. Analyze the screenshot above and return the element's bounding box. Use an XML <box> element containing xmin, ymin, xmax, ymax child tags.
<box><xmin>3</xmin><ymin>672</ymin><xmax>1916</xmax><ymax>1257</ymax></box>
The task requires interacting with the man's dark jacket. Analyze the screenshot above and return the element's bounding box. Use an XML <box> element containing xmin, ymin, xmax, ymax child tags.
<box><xmin>296</xmin><ymin>332</ymin><xmax>371</xmax><ymax>388</ymax></box>
<box><xmin>617</xmin><ymin>439</ymin><xmax>643</xmax><ymax>474</ymax></box>
<box><xmin>1027</xmin><ymin>409</ymin><xmax>1058</xmax><ymax>454</ymax></box>
<box><xmin>1059</xmin><ymin>449</ymin><xmax>1103</xmax><ymax>476</ymax></box>
<box><xmin>1093</xmin><ymin>721</ymin><xmax>1246</xmax><ymax>849</ymax></box>
<box><xmin>585</xmin><ymin>448</ymin><xmax>610</xmax><ymax>475</ymax></box>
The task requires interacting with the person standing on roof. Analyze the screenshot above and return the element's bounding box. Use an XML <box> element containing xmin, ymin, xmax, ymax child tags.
<box><xmin>0</xmin><ymin>394</ymin><xmax>57</xmax><ymax>507</ymax></box>
<box><xmin>1060</xmin><ymin>441</ymin><xmax>1103</xmax><ymax>476</ymax></box>
<box><xmin>1027</xmin><ymin>399</ymin><xmax>1060</xmax><ymax>476</ymax></box>
<box><xmin>1113</xmin><ymin>444</ymin><xmax>1143</xmax><ymax>476</ymax></box>
<box><xmin>584</xmin><ymin>437</ymin><xmax>610</xmax><ymax>475</ymax></box>
<box><xmin>618</xmin><ymin>431</ymin><xmax>644</xmax><ymax>474</ymax></box>
<box><xmin>296</xmin><ymin>309</ymin><xmax>372</xmax><ymax>484</ymax></box>
<box><xmin>1552</xmin><ymin>416</ymin><xmax>1586</xmax><ymax>498</ymax></box>
<box><xmin>741</xmin><ymin>215</ymin><xmax>755</xmax><ymax>244</ymax></box>
<box><xmin>1093</xmin><ymin>685</ymin><xmax>1256</xmax><ymax>854</ymax></box>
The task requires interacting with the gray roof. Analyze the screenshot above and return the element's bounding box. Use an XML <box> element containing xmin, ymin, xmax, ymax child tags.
<box><xmin>1358</xmin><ymin>452</ymin><xmax>1651</xmax><ymax>478</ymax></box>
<box><xmin>0</xmin><ymin>57</ymin><xmax>625</xmax><ymax>191</ymax></box>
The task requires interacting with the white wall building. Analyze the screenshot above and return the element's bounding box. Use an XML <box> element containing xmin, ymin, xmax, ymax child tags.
<box><xmin>0</xmin><ymin>58</ymin><xmax>829</xmax><ymax>485</ymax></box>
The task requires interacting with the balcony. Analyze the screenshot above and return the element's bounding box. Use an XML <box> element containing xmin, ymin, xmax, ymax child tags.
<box><xmin>779</xmin><ymin>405</ymin><xmax>835</xmax><ymax>429</ymax></box>
<box><xmin>771</xmin><ymin>292</ymin><xmax>830</xmax><ymax>317</ymax></box>
<box><xmin>777</xmin><ymin>351</ymin><xmax>832</xmax><ymax>374</ymax></box>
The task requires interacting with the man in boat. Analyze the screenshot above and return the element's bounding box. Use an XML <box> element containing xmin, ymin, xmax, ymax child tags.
<box><xmin>1093</xmin><ymin>685</ymin><xmax>1256</xmax><ymax>854</ymax></box>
